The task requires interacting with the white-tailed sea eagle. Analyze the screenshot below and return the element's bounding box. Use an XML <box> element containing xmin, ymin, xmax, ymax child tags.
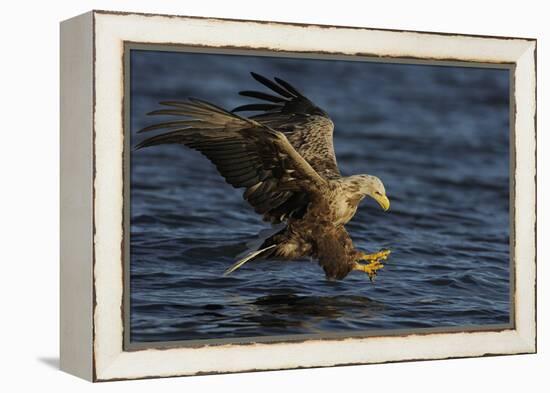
<box><xmin>136</xmin><ymin>72</ymin><xmax>391</xmax><ymax>280</ymax></box>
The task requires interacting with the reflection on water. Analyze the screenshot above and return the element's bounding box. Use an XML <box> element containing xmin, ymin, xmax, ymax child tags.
<box><xmin>248</xmin><ymin>294</ymin><xmax>385</xmax><ymax>330</ymax></box>
<box><xmin>129</xmin><ymin>50</ymin><xmax>510</xmax><ymax>343</ymax></box>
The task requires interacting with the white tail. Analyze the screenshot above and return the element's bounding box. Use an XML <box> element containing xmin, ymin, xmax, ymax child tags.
<box><xmin>223</xmin><ymin>244</ymin><xmax>277</xmax><ymax>276</ymax></box>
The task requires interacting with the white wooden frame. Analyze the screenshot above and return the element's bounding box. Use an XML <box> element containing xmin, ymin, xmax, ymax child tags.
<box><xmin>60</xmin><ymin>10</ymin><xmax>536</xmax><ymax>382</ymax></box>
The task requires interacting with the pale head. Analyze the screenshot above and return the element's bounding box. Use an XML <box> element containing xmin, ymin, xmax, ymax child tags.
<box><xmin>348</xmin><ymin>174</ymin><xmax>390</xmax><ymax>211</ymax></box>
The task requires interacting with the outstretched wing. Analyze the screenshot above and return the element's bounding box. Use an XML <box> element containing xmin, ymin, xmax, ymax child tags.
<box><xmin>136</xmin><ymin>99</ymin><xmax>326</xmax><ymax>223</ymax></box>
<box><xmin>232</xmin><ymin>72</ymin><xmax>341</xmax><ymax>180</ymax></box>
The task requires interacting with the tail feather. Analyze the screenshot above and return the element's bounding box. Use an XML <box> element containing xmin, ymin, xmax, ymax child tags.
<box><xmin>241</xmin><ymin>223</ymin><xmax>285</xmax><ymax>256</ymax></box>
<box><xmin>223</xmin><ymin>244</ymin><xmax>276</xmax><ymax>276</ymax></box>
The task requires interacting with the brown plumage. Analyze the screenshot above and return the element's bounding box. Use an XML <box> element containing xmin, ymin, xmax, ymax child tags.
<box><xmin>136</xmin><ymin>73</ymin><xmax>391</xmax><ymax>280</ymax></box>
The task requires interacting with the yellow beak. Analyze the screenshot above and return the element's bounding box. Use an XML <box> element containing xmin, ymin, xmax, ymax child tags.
<box><xmin>374</xmin><ymin>194</ymin><xmax>390</xmax><ymax>211</ymax></box>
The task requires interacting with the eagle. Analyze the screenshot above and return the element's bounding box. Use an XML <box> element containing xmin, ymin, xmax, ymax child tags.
<box><xmin>136</xmin><ymin>72</ymin><xmax>391</xmax><ymax>281</ymax></box>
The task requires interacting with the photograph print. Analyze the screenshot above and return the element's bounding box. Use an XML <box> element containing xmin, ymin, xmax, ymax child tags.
<box><xmin>127</xmin><ymin>47</ymin><xmax>511</xmax><ymax>345</ymax></box>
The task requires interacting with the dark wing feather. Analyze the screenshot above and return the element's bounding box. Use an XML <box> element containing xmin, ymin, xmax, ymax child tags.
<box><xmin>232</xmin><ymin>73</ymin><xmax>341</xmax><ymax>179</ymax></box>
<box><xmin>136</xmin><ymin>99</ymin><xmax>326</xmax><ymax>223</ymax></box>
<box><xmin>239</xmin><ymin>90</ymin><xmax>287</xmax><ymax>103</ymax></box>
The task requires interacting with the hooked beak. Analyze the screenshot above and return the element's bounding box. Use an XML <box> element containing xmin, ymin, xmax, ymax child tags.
<box><xmin>373</xmin><ymin>194</ymin><xmax>390</xmax><ymax>211</ymax></box>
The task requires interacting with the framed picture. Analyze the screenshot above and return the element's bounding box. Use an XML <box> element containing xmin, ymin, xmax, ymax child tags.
<box><xmin>60</xmin><ymin>10</ymin><xmax>537</xmax><ymax>382</ymax></box>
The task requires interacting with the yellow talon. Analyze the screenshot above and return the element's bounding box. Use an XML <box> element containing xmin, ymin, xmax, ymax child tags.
<box><xmin>359</xmin><ymin>249</ymin><xmax>391</xmax><ymax>262</ymax></box>
<box><xmin>353</xmin><ymin>249</ymin><xmax>391</xmax><ymax>281</ymax></box>
<box><xmin>353</xmin><ymin>260</ymin><xmax>385</xmax><ymax>281</ymax></box>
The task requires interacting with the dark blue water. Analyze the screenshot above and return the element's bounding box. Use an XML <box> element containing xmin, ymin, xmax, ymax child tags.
<box><xmin>129</xmin><ymin>50</ymin><xmax>510</xmax><ymax>343</ymax></box>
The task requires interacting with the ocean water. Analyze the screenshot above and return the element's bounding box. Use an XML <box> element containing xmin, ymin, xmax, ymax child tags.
<box><xmin>129</xmin><ymin>50</ymin><xmax>510</xmax><ymax>343</ymax></box>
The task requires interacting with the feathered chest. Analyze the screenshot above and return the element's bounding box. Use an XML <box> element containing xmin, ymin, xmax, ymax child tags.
<box><xmin>328</xmin><ymin>188</ymin><xmax>363</xmax><ymax>226</ymax></box>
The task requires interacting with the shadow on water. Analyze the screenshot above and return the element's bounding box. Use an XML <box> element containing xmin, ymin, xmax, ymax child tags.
<box><xmin>243</xmin><ymin>293</ymin><xmax>385</xmax><ymax>331</ymax></box>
